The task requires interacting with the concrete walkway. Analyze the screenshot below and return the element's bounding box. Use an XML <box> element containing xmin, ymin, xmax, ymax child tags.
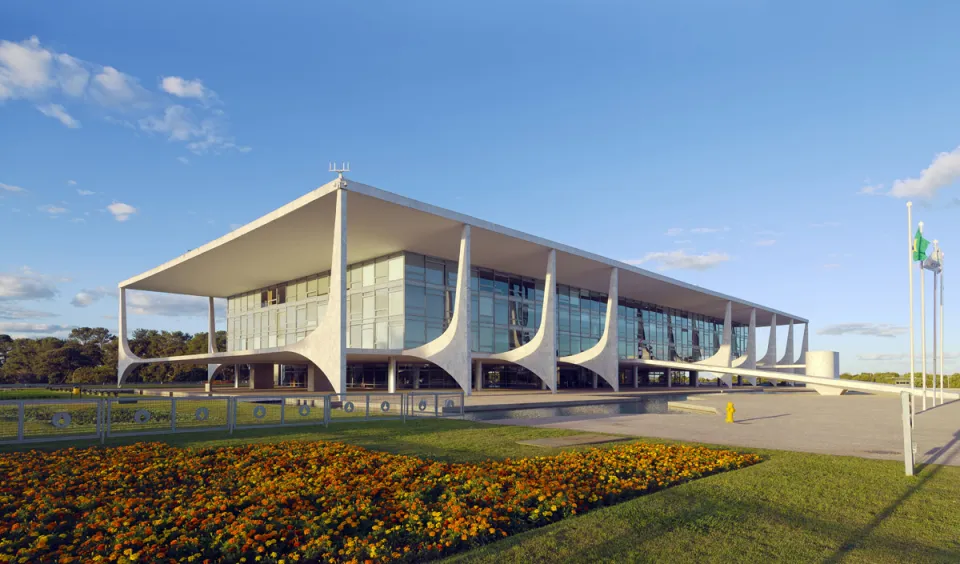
<box><xmin>486</xmin><ymin>392</ymin><xmax>960</xmax><ymax>467</ymax></box>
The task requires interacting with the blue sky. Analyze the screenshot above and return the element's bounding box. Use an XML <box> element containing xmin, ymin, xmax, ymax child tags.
<box><xmin>2</xmin><ymin>1</ymin><xmax>959</xmax><ymax>373</ymax></box>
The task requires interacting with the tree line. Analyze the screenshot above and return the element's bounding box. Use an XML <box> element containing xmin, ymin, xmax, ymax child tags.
<box><xmin>0</xmin><ymin>327</ymin><xmax>233</xmax><ymax>385</ymax></box>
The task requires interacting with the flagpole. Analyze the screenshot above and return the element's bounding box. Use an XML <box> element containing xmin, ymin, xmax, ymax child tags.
<box><xmin>920</xmin><ymin>221</ymin><xmax>927</xmax><ymax>411</ymax></box>
<box><xmin>908</xmin><ymin>202</ymin><xmax>916</xmax><ymax>418</ymax></box>
<box><xmin>939</xmin><ymin>248</ymin><xmax>945</xmax><ymax>405</ymax></box>
<box><xmin>933</xmin><ymin>240</ymin><xmax>938</xmax><ymax>408</ymax></box>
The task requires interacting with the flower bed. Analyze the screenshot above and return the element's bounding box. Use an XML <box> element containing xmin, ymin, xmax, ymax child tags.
<box><xmin>0</xmin><ymin>440</ymin><xmax>760</xmax><ymax>563</ymax></box>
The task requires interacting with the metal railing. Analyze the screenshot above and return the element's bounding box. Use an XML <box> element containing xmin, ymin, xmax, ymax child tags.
<box><xmin>0</xmin><ymin>392</ymin><xmax>463</xmax><ymax>446</ymax></box>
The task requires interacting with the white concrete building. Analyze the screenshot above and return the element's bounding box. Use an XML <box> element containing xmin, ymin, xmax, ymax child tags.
<box><xmin>117</xmin><ymin>176</ymin><xmax>813</xmax><ymax>394</ymax></box>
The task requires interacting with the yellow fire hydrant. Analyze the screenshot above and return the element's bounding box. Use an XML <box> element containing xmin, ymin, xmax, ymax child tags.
<box><xmin>72</xmin><ymin>387</ymin><xmax>80</xmax><ymax>396</ymax></box>
<box><xmin>725</xmin><ymin>402</ymin><xmax>736</xmax><ymax>423</ymax></box>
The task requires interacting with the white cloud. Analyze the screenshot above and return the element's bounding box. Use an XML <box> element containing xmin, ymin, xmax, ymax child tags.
<box><xmin>177</xmin><ymin>156</ymin><xmax>190</xmax><ymax>165</ymax></box>
<box><xmin>38</xmin><ymin>204</ymin><xmax>67</xmax><ymax>215</ymax></box>
<box><xmin>107</xmin><ymin>202</ymin><xmax>137</xmax><ymax>222</ymax></box>
<box><xmin>66</xmin><ymin>179</ymin><xmax>76</xmax><ymax>185</ymax></box>
<box><xmin>71</xmin><ymin>286</ymin><xmax>110</xmax><ymax>307</ymax></box>
<box><xmin>0</xmin><ymin>305</ymin><xmax>57</xmax><ymax>320</ymax></box>
<box><xmin>811</xmin><ymin>221</ymin><xmax>841</xmax><ymax>228</ymax></box>
<box><xmin>0</xmin><ymin>268</ymin><xmax>58</xmax><ymax>300</ymax></box>
<box><xmin>76</xmin><ymin>189</ymin><xmax>94</xmax><ymax>196</ymax></box>
<box><xmin>890</xmin><ymin>146</ymin><xmax>960</xmax><ymax>199</ymax></box>
<box><xmin>161</xmin><ymin>76</ymin><xmax>211</xmax><ymax>100</ymax></box>
<box><xmin>0</xmin><ymin>37</ymin><xmax>248</xmax><ymax>154</ymax></box>
<box><xmin>0</xmin><ymin>322</ymin><xmax>72</xmax><ymax>335</ymax></box>
<box><xmin>0</xmin><ymin>182</ymin><xmax>25</xmax><ymax>193</ymax></box>
<box><xmin>754</xmin><ymin>239</ymin><xmax>776</xmax><ymax>246</ymax></box>
<box><xmin>857</xmin><ymin>352</ymin><xmax>959</xmax><ymax>362</ymax></box>
<box><xmin>817</xmin><ymin>323</ymin><xmax>907</xmax><ymax>338</ymax></box>
<box><xmin>626</xmin><ymin>250</ymin><xmax>730</xmax><ymax>271</ymax></box>
<box><xmin>36</xmin><ymin>103</ymin><xmax>80</xmax><ymax>128</ymax></box>
<box><xmin>691</xmin><ymin>227</ymin><xmax>731</xmax><ymax>234</ymax></box>
<box><xmin>665</xmin><ymin>227</ymin><xmax>683</xmax><ymax>236</ymax></box>
<box><xmin>127</xmin><ymin>291</ymin><xmax>224</xmax><ymax>317</ymax></box>
<box><xmin>858</xmin><ymin>184</ymin><xmax>884</xmax><ymax>196</ymax></box>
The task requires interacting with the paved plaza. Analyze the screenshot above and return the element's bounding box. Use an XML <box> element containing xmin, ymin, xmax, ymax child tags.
<box><xmin>486</xmin><ymin>391</ymin><xmax>960</xmax><ymax>467</ymax></box>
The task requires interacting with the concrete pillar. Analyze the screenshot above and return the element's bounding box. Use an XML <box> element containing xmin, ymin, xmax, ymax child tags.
<box><xmin>474</xmin><ymin>359</ymin><xmax>483</xmax><ymax>391</ymax></box>
<box><xmin>592</xmin><ymin>371</ymin><xmax>598</xmax><ymax>389</ymax></box>
<box><xmin>633</xmin><ymin>365</ymin><xmax>639</xmax><ymax>388</ymax></box>
<box><xmin>249</xmin><ymin>363</ymin><xmax>275</xmax><ymax>390</ymax></box>
<box><xmin>306</xmin><ymin>363</ymin><xmax>335</xmax><ymax>392</ymax></box>
<box><xmin>412</xmin><ymin>366</ymin><xmax>421</xmax><ymax>389</ymax></box>
<box><xmin>387</xmin><ymin>357</ymin><xmax>397</xmax><ymax>393</ymax></box>
<box><xmin>806</xmin><ymin>351</ymin><xmax>846</xmax><ymax>395</ymax></box>
<box><xmin>666</xmin><ymin>368</ymin><xmax>672</xmax><ymax>388</ymax></box>
<box><xmin>234</xmin><ymin>364</ymin><xmax>239</xmax><ymax>388</ymax></box>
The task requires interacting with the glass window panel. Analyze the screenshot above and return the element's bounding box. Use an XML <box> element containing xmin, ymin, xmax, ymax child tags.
<box><xmin>569</xmin><ymin>288</ymin><xmax>579</xmax><ymax>308</ymax></box>
<box><xmin>405</xmin><ymin>284</ymin><xmax>425</xmax><ymax>314</ymax></box>
<box><xmin>276</xmin><ymin>334</ymin><xmax>285</xmax><ymax>347</ymax></box>
<box><xmin>375</xmin><ymin>289</ymin><xmax>388</xmax><ymax>316</ymax></box>
<box><xmin>570</xmin><ymin>335</ymin><xmax>581</xmax><ymax>354</ymax></box>
<box><xmin>425</xmin><ymin>260</ymin><xmax>444</xmax><ymax>286</ymax></box>
<box><xmin>286</xmin><ymin>282</ymin><xmax>298</xmax><ymax>303</ymax></box>
<box><xmin>558</xmin><ymin>333</ymin><xmax>570</xmax><ymax>357</ymax></box>
<box><xmin>494</xmin><ymin>274</ymin><xmax>509</xmax><ymax>296</ymax></box>
<box><xmin>389</xmin><ymin>256</ymin><xmax>404</xmax><ymax>281</ymax></box>
<box><xmin>509</xmin><ymin>277</ymin><xmax>523</xmax><ymax>297</ymax></box>
<box><xmin>306</xmin><ymin>278</ymin><xmax>318</xmax><ymax>297</ymax></box>
<box><xmin>426</xmin><ymin>289</ymin><xmax>445</xmax><ymax>320</ymax></box>
<box><xmin>363</xmin><ymin>295</ymin><xmax>375</xmax><ymax>320</ymax></box>
<box><xmin>318</xmin><ymin>275</ymin><xmax>330</xmax><ymax>295</ymax></box>
<box><xmin>268</xmin><ymin>334</ymin><xmax>277</xmax><ymax>348</ymax></box>
<box><xmin>375</xmin><ymin>259</ymin><xmax>389</xmax><ymax>283</ymax></box>
<box><xmin>495</xmin><ymin>299</ymin><xmax>508</xmax><ymax>326</ymax></box>
<box><xmin>558</xmin><ymin>306</ymin><xmax>570</xmax><ymax>332</ymax></box>
<box><xmin>479</xmin><ymin>325</ymin><xmax>494</xmax><ymax>351</ymax></box>
<box><xmin>362</xmin><ymin>325</ymin><xmax>374</xmax><ymax>348</ymax></box>
<box><xmin>268</xmin><ymin>311</ymin><xmax>278</xmax><ymax>331</ymax></box>
<box><xmin>558</xmin><ymin>286</ymin><xmax>569</xmax><ymax>305</ymax></box>
<box><xmin>375</xmin><ymin>321</ymin><xmax>388</xmax><ymax>349</ymax></box>
<box><xmin>363</xmin><ymin>263</ymin><xmax>375</xmax><ymax>287</ymax></box>
<box><xmin>405</xmin><ymin>253</ymin><xmax>425</xmax><ymax>281</ymax></box>
<box><xmin>306</xmin><ymin>304</ymin><xmax>318</xmax><ymax>327</ymax></box>
<box><xmin>297</xmin><ymin>305</ymin><xmax>307</xmax><ymax>329</ymax></box>
<box><xmin>253</xmin><ymin>336</ymin><xmax>261</xmax><ymax>350</ymax></box>
<box><xmin>317</xmin><ymin>302</ymin><xmax>326</xmax><ymax>321</ymax></box>
<box><xmin>349</xmin><ymin>325</ymin><xmax>361</xmax><ymax>348</ymax></box>
<box><xmin>349</xmin><ymin>296</ymin><xmax>362</xmax><ymax>320</ymax></box>
<box><xmin>479</xmin><ymin>295</ymin><xmax>493</xmax><ymax>319</ymax></box>
<box><xmin>447</xmin><ymin>264</ymin><xmax>457</xmax><ymax>287</ymax></box>
<box><xmin>494</xmin><ymin>328</ymin><xmax>509</xmax><ymax>353</ymax></box>
<box><xmin>470</xmin><ymin>271</ymin><xmax>479</xmax><ymax>291</ymax></box>
<box><xmin>246</xmin><ymin>293</ymin><xmax>256</xmax><ymax>310</ymax></box>
<box><xmin>478</xmin><ymin>270</ymin><xmax>495</xmax><ymax>292</ymax></box>
<box><xmin>389</xmin><ymin>290</ymin><xmax>403</xmax><ymax>316</ymax></box>
<box><xmin>426</xmin><ymin>322</ymin><xmax>443</xmax><ymax>342</ymax></box>
<box><xmin>389</xmin><ymin>323</ymin><xmax>404</xmax><ymax>349</ymax></box>
<box><xmin>405</xmin><ymin>319</ymin><xmax>425</xmax><ymax>348</ymax></box>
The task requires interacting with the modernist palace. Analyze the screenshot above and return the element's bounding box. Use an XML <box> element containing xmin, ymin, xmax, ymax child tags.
<box><xmin>116</xmin><ymin>175</ymin><xmax>828</xmax><ymax>394</ymax></box>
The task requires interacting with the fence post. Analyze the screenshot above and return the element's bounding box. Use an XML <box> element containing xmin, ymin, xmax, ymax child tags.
<box><xmin>280</xmin><ymin>399</ymin><xmax>286</xmax><ymax>425</ymax></box>
<box><xmin>435</xmin><ymin>393</ymin><xmax>439</xmax><ymax>418</ymax></box>
<box><xmin>228</xmin><ymin>397</ymin><xmax>235</xmax><ymax>434</ymax></box>
<box><xmin>106</xmin><ymin>399</ymin><xmax>112</xmax><ymax>439</ymax></box>
<box><xmin>171</xmin><ymin>398</ymin><xmax>177</xmax><ymax>432</ymax></box>
<box><xmin>365</xmin><ymin>395</ymin><xmax>370</xmax><ymax>421</ymax></box>
<box><xmin>96</xmin><ymin>400</ymin><xmax>103</xmax><ymax>443</ymax></box>
<box><xmin>402</xmin><ymin>393</ymin><xmax>406</xmax><ymax>423</ymax></box>
<box><xmin>461</xmin><ymin>392</ymin><xmax>465</xmax><ymax>418</ymax></box>
<box><xmin>324</xmin><ymin>395</ymin><xmax>330</xmax><ymax>427</ymax></box>
<box><xmin>16</xmin><ymin>401</ymin><xmax>24</xmax><ymax>442</ymax></box>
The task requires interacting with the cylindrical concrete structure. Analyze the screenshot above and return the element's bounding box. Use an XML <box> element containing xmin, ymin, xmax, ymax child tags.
<box><xmin>805</xmin><ymin>351</ymin><xmax>845</xmax><ymax>395</ymax></box>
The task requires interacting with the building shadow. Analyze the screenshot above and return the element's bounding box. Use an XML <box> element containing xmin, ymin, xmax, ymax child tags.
<box><xmin>736</xmin><ymin>414</ymin><xmax>789</xmax><ymax>424</ymax></box>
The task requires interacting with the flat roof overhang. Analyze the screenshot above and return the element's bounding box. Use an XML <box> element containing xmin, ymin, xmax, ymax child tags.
<box><xmin>120</xmin><ymin>178</ymin><xmax>806</xmax><ymax>326</ymax></box>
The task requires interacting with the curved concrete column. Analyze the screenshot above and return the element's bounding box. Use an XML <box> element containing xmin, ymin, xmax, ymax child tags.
<box><xmin>732</xmin><ymin>308</ymin><xmax>757</xmax><ymax>385</ymax></box>
<box><xmin>806</xmin><ymin>350</ymin><xmax>846</xmax><ymax>395</ymax></box>
<box><xmin>403</xmin><ymin>225</ymin><xmax>473</xmax><ymax>394</ymax></box>
<box><xmin>489</xmin><ymin>250</ymin><xmax>557</xmax><ymax>392</ymax></box>
<box><xmin>206</xmin><ymin>296</ymin><xmax>221</xmax><ymax>391</ymax></box>
<box><xmin>696</xmin><ymin>301</ymin><xmax>733</xmax><ymax>388</ymax></box>
<box><xmin>117</xmin><ymin>287</ymin><xmax>143</xmax><ymax>385</ymax></box>
<box><xmin>794</xmin><ymin>323</ymin><xmax>809</xmax><ymax>375</ymax></box>
<box><xmin>778</xmin><ymin>319</ymin><xmax>795</xmax><ymax>369</ymax></box>
<box><xmin>756</xmin><ymin>313</ymin><xmax>779</xmax><ymax>385</ymax></box>
<box><xmin>559</xmin><ymin>268</ymin><xmax>619</xmax><ymax>391</ymax></box>
<box><xmin>288</xmin><ymin>188</ymin><xmax>348</xmax><ymax>393</ymax></box>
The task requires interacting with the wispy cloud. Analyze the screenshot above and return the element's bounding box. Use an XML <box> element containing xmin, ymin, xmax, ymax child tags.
<box><xmin>0</xmin><ymin>36</ymin><xmax>248</xmax><ymax>155</ymax></box>
<box><xmin>106</xmin><ymin>202</ymin><xmax>137</xmax><ymax>222</ymax></box>
<box><xmin>810</xmin><ymin>221</ymin><xmax>841</xmax><ymax>228</ymax></box>
<box><xmin>0</xmin><ymin>182</ymin><xmax>25</xmax><ymax>193</ymax></box>
<box><xmin>127</xmin><ymin>291</ymin><xmax>224</xmax><ymax>317</ymax></box>
<box><xmin>0</xmin><ymin>267</ymin><xmax>59</xmax><ymax>300</ymax></box>
<box><xmin>38</xmin><ymin>204</ymin><xmax>67</xmax><ymax>215</ymax></box>
<box><xmin>0</xmin><ymin>322</ymin><xmax>72</xmax><ymax>335</ymax></box>
<box><xmin>66</xmin><ymin>179</ymin><xmax>76</xmax><ymax>185</ymax></box>
<box><xmin>858</xmin><ymin>184</ymin><xmax>884</xmax><ymax>196</ymax></box>
<box><xmin>177</xmin><ymin>156</ymin><xmax>189</xmax><ymax>165</ymax></box>
<box><xmin>817</xmin><ymin>323</ymin><xmax>907</xmax><ymax>338</ymax></box>
<box><xmin>665</xmin><ymin>227</ymin><xmax>683</xmax><ymax>237</ymax></box>
<box><xmin>71</xmin><ymin>286</ymin><xmax>110</xmax><ymax>307</ymax></box>
<box><xmin>690</xmin><ymin>226</ymin><xmax>730</xmax><ymax>234</ymax></box>
<box><xmin>754</xmin><ymin>239</ymin><xmax>776</xmax><ymax>246</ymax></box>
<box><xmin>626</xmin><ymin>250</ymin><xmax>730</xmax><ymax>271</ymax></box>
<box><xmin>36</xmin><ymin>103</ymin><xmax>80</xmax><ymax>128</ymax></box>
<box><xmin>858</xmin><ymin>352</ymin><xmax>959</xmax><ymax>362</ymax></box>
<box><xmin>823</xmin><ymin>263</ymin><xmax>841</xmax><ymax>269</ymax></box>
<box><xmin>0</xmin><ymin>305</ymin><xmax>58</xmax><ymax>320</ymax></box>
<box><xmin>889</xmin><ymin>146</ymin><xmax>960</xmax><ymax>199</ymax></box>
<box><xmin>76</xmin><ymin>189</ymin><xmax>94</xmax><ymax>196</ymax></box>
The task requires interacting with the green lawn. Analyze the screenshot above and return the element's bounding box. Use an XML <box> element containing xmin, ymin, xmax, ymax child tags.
<box><xmin>2</xmin><ymin>419</ymin><xmax>958</xmax><ymax>563</ymax></box>
<box><xmin>0</xmin><ymin>389</ymin><xmax>75</xmax><ymax>400</ymax></box>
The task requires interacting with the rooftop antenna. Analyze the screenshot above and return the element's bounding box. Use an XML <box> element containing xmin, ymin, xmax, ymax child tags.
<box><xmin>329</xmin><ymin>161</ymin><xmax>350</xmax><ymax>179</ymax></box>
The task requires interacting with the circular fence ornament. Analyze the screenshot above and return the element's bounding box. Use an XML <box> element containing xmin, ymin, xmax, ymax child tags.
<box><xmin>418</xmin><ymin>399</ymin><xmax>428</xmax><ymax>412</ymax></box>
<box><xmin>343</xmin><ymin>401</ymin><xmax>355</xmax><ymax>413</ymax></box>
<box><xmin>51</xmin><ymin>412</ymin><xmax>71</xmax><ymax>429</ymax></box>
<box><xmin>252</xmin><ymin>405</ymin><xmax>267</xmax><ymax>419</ymax></box>
<box><xmin>380</xmin><ymin>401</ymin><xmax>390</xmax><ymax>412</ymax></box>
<box><xmin>444</xmin><ymin>399</ymin><xmax>455</xmax><ymax>409</ymax></box>
<box><xmin>134</xmin><ymin>409</ymin><xmax>151</xmax><ymax>424</ymax></box>
<box><xmin>298</xmin><ymin>404</ymin><xmax>311</xmax><ymax>417</ymax></box>
<box><xmin>194</xmin><ymin>407</ymin><xmax>209</xmax><ymax>421</ymax></box>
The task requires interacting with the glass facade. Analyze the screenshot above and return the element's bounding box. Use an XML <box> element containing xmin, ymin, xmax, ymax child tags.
<box><xmin>227</xmin><ymin>250</ymin><xmax>747</xmax><ymax>363</ymax></box>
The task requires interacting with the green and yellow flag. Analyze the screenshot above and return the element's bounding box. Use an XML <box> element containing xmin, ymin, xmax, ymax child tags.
<box><xmin>913</xmin><ymin>228</ymin><xmax>930</xmax><ymax>262</ymax></box>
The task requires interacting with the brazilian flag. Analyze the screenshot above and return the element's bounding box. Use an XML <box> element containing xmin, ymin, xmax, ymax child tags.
<box><xmin>913</xmin><ymin>229</ymin><xmax>931</xmax><ymax>262</ymax></box>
